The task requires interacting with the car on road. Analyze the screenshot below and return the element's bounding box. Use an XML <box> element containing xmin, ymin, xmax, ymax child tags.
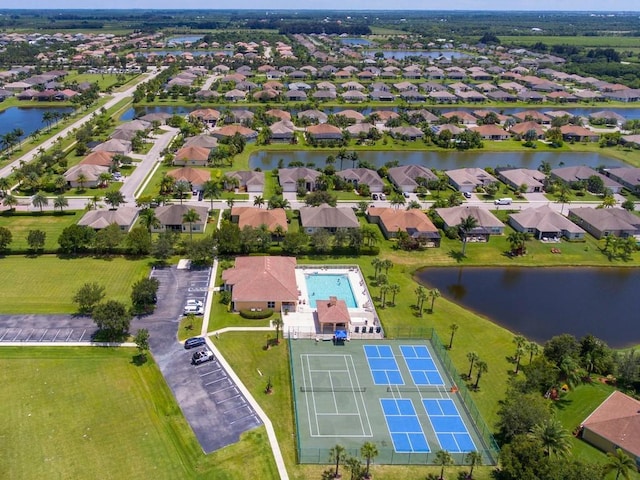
<box><xmin>184</xmin><ymin>305</ymin><xmax>204</xmax><ymax>316</ymax></box>
<box><xmin>494</xmin><ymin>197</ymin><xmax>513</xmax><ymax>205</ymax></box>
<box><xmin>403</xmin><ymin>192</ymin><xmax>410</xmax><ymax>198</ymax></box>
<box><xmin>192</xmin><ymin>349</ymin><xmax>213</xmax><ymax>365</ymax></box>
<box><xmin>184</xmin><ymin>337</ymin><xmax>206</xmax><ymax>349</ymax></box>
<box><xmin>463</xmin><ymin>191</ymin><xmax>472</xmax><ymax>199</ymax></box>
<box><xmin>371</xmin><ymin>193</ymin><xmax>379</xmax><ymax>200</ymax></box>
<box><xmin>185</xmin><ymin>299</ymin><xmax>204</xmax><ymax>308</ymax></box>
<box><xmin>379</xmin><ymin>193</ymin><xmax>386</xmax><ymax>201</ymax></box>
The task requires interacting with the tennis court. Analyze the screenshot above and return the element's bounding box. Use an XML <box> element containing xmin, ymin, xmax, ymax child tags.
<box><xmin>290</xmin><ymin>339</ymin><xmax>497</xmax><ymax>465</ymax></box>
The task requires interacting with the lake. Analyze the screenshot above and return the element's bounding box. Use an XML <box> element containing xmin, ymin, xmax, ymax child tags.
<box><xmin>0</xmin><ymin>106</ymin><xmax>74</xmax><ymax>139</ymax></box>
<box><xmin>415</xmin><ymin>267</ymin><xmax>640</xmax><ymax>348</ymax></box>
<box><xmin>249</xmin><ymin>150</ymin><xmax>625</xmax><ymax>171</ymax></box>
<box><xmin>167</xmin><ymin>35</ymin><xmax>203</xmax><ymax>44</ymax></box>
<box><xmin>365</xmin><ymin>50</ymin><xmax>469</xmax><ymax>60</ymax></box>
<box><xmin>120</xmin><ymin>106</ymin><xmax>193</xmax><ymax>121</ymax></box>
<box><xmin>341</xmin><ymin>38</ymin><xmax>372</xmax><ymax>46</ymax></box>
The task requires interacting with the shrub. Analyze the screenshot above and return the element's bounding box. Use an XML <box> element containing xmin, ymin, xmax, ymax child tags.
<box><xmin>219</xmin><ymin>290</ymin><xmax>231</xmax><ymax>305</ymax></box>
<box><xmin>239</xmin><ymin>308</ymin><xmax>274</xmax><ymax>319</ymax></box>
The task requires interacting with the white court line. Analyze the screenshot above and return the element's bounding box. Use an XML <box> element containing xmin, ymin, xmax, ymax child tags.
<box><xmin>306</xmin><ymin>355</ymin><xmax>321</xmax><ymax>436</ymax></box>
<box><xmin>315</xmin><ymin>412</ymin><xmax>362</xmax><ymax>416</ymax></box>
<box><xmin>308</xmin><ymin>369</ymin><xmax>350</xmax><ymax>373</ymax></box>
<box><xmin>344</xmin><ymin>355</ymin><xmax>372</xmax><ymax>437</ymax></box>
<box><xmin>300</xmin><ymin>354</ymin><xmax>315</xmax><ymax>437</ymax></box>
<box><xmin>328</xmin><ymin>372</ymin><xmax>339</xmax><ymax>414</ymax></box>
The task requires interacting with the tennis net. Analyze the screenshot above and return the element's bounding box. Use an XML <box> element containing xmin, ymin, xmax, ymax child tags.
<box><xmin>300</xmin><ymin>386</ymin><xmax>367</xmax><ymax>393</ymax></box>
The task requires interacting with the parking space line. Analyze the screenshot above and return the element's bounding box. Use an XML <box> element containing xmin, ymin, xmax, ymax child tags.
<box><xmin>78</xmin><ymin>329</ymin><xmax>86</xmax><ymax>341</ymax></box>
<box><xmin>215</xmin><ymin>394</ymin><xmax>241</xmax><ymax>405</ymax></box>
<box><xmin>199</xmin><ymin>370</ymin><xmax>219</xmax><ymax>377</ymax></box>
<box><xmin>0</xmin><ymin>330</ymin><xmax>9</xmax><ymax>341</ymax></box>
<box><xmin>223</xmin><ymin>403</ymin><xmax>247</xmax><ymax>415</ymax></box>
<box><xmin>65</xmin><ymin>330</ymin><xmax>73</xmax><ymax>341</ymax></box>
<box><xmin>12</xmin><ymin>329</ymin><xmax>22</xmax><ymax>341</ymax></box>
<box><xmin>211</xmin><ymin>385</ymin><xmax>237</xmax><ymax>394</ymax></box>
<box><xmin>205</xmin><ymin>378</ymin><xmax>230</xmax><ymax>387</ymax></box>
<box><xmin>52</xmin><ymin>329</ymin><xmax>60</xmax><ymax>341</ymax></box>
<box><xmin>25</xmin><ymin>330</ymin><xmax>34</xmax><ymax>341</ymax></box>
<box><xmin>39</xmin><ymin>330</ymin><xmax>48</xmax><ymax>341</ymax></box>
<box><xmin>230</xmin><ymin>413</ymin><xmax>258</xmax><ymax>425</ymax></box>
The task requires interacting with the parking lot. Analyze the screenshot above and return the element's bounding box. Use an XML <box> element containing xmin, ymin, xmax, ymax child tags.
<box><xmin>0</xmin><ymin>315</ymin><xmax>97</xmax><ymax>344</ymax></box>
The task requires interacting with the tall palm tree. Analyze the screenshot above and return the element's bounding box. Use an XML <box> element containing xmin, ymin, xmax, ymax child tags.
<box><xmin>428</xmin><ymin>288</ymin><xmax>441</xmax><ymax>313</ymax></box>
<box><xmin>53</xmin><ymin>194</ymin><xmax>68</xmax><ymax>213</ymax></box>
<box><xmin>329</xmin><ymin>444</ymin><xmax>346</xmax><ymax>479</ymax></box>
<box><xmin>466</xmin><ymin>352</ymin><xmax>479</xmax><ymax>379</ymax></box>
<box><xmin>600</xmin><ymin>193</ymin><xmax>617</xmax><ymax>209</ymax></box>
<box><xmin>388</xmin><ymin>284</ymin><xmax>400</xmax><ymax>306</ymax></box>
<box><xmin>513</xmin><ymin>334</ymin><xmax>527</xmax><ymax>365</ymax></box>
<box><xmin>202</xmin><ymin>179</ymin><xmax>222</xmax><ymax>211</ymax></box>
<box><xmin>32</xmin><ymin>191</ymin><xmax>48</xmax><ymax>212</ymax></box>
<box><xmin>182</xmin><ymin>208</ymin><xmax>201</xmax><ymax>240</ymax></box>
<box><xmin>604</xmin><ymin>448</ymin><xmax>636</xmax><ymax>480</ymax></box>
<box><xmin>448</xmin><ymin>323</ymin><xmax>459</xmax><ymax>349</ymax></box>
<box><xmin>528</xmin><ymin>418</ymin><xmax>572</xmax><ymax>458</ymax></box>
<box><xmin>76</xmin><ymin>173</ymin><xmax>88</xmax><ymax>192</ymax></box>
<box><xmin>525</xmin><ymin>341</ymin><xmax>540</xmax><ymax>364</ymax></box>
<box><xmin>3</xmin><ymin>194</ymin><xmax>18</xmax><ymax>211</ymax></box>
<box><xmin>557</xmin><ymin>183</ymin><xmax>571</xmax><ymax>214</ymax></box>
<box><xmin>434</xmin><ymin>449</ymin><xmax>453</xmax><ymax>480</ymax></box>
<box><xmin>458</xmin><ymin>215</ymin><xmax>479</xmax><ymax>256</ymax></box>
<box><xmin>0</xmin><ymin>177</ymin><xmax>11</xmax><ymax>196</ymax></box>
<box><xmin>360</xmin><ymin>441</ymin><xmax>378</xmax><ymax>479</ymax></box>
<box><xmin>465</xmin><ymin>451</ymin><xmax>483</xmax><ymax>479</ymax></box>
<box><xmin>272</xmin><ymin>316</ymin><xmax>283</xmax><ymax>344</ymax></box>
<box><xmin>474</xmin><ymin>360</ymin><xmax>488</xmax><ymax>389</ymax></box>
<box><xmin>139</xmin><ymin>208</ymin><xmax>160</xmax><ymax>238</ymax></box>
<box><xmin>174</xmin><ymin>180</ymin><xmax>191</xmax><ymax>205</ymax></box>
<box><xmin>371</xmin><ymin>257</ymin><xmax>382</xmax><ymax>278</ymax></box>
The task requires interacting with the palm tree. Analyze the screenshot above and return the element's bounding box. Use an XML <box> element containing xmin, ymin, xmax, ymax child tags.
<box><xmin>76</xmin><ymin>173</ymin><xmax>88</xmax><ymax>192</ymax></box>
<box><xmin>3</xmin><ymin>194</ymin><xmax>18</xmax><ymax>211</ymax></box>
<box><xmin>202</xmin><ymin>179</ymin><xmax>222</xmax><ymax>210</ymax></box>
<box><xmin>329</xmin><ymin>444</ymin><xmax>346</xmax><ymax>479</ymax></box>
<box><xmin>600</xmin><ymin>194</ymin><xmax>617</xmax><ymax>209</ymax></box>
<box><xmin>139</xmin><ymin>208</ymin><xmax>160</xmax><ymax>238</ymax></box>
<box><xmin>381</xmin><ymin>259</ymin><xmax>393</xmax><ymax>275</ymax></box>
<box><xmin>379</xmin><ymin>284</ymin><xmax>389</xmax><ymax>308</ymax></box>
<box><xmin>458</xmin><ymin>215</ymin><xmax>479</xmax><ymax>256</ymax></box>
<box><xmin>360</xmin><ymin>441</ymin><xmax>378</xmax><ymax>479</ymax></box>
<box><xmin>512</xmin><ymin>334</ymin><xmax>527</xmax><ymax>369</ymax></box>
<box><xmin>448</xmin><ymin>323</ymin><xmax>459</xmax><ymax>349</ymax></box>
<box><xmin>344</xmin><ymin>457</ymin><xmax>362</xmax><ymax>480</ymax></box>
<box><xmin>465</xmin><ymin>451</ymin><xmax>483</xmax><ymax>479</ymax></box>
<box><xmin>528</xmin><ymin>418</ymin><xmax>572</xmax><ymax>458</ymax></box>
<box><xmin>182</xmin><ymin>208</ymin><xmax>201</xmax><ymax>240</ymax></box>
<box><xmin>42</xmin><ymin>111</ymin><xmax>54</xmax><ymax>132</ymax></box>
<box><xmin>604</xmin><ymin>448</ymin><xmax>636</xmax><ymax>480</ymax></box>
<box><xmin>415</xmin><ymin>286</ymin><xmax>428</xmax><ymax>316</ymax></box>
<box><xmin>428</xmin><ymin>288</ymin><xmax>441</xmax><ymax>313</ymax></box>
<box><xmin>388</xmin><ymin>284</ymin><xmax>400</xmax><ymax>306</ymax></box>
<box><xmin>434</xmin><ymin>449</ymin><xmax>453</xmax><ymax>480</ymax></box>
<box><xmin>253</xmin><ymin>195</ymin><xmax>265</xmax><ymax>208</ymax></box>
<box><xmin>474</xmin><ymin>360</ymin><xmax>488</xmax><ymax>389</ymax></box>
<box><xmin>272</xmin><ymin>316</ymin><xmax>283</xmax><ymax>345</ymax></box>
<box><xmin>53</xmin><ymin>194</ymin><xmax>68</xmax><ymax>213</ymax></box>
<box><xmin>557</xmin><ymin>183</ymin><xmax>571</xmax><ymax>214</ymax></box>
<box><xmin>525</xmin><ymin>342</ymin><xmax>540</xmax><ymax>364</ymax></box>
<box><xmin>371</xmin><ymin>257</ymin><xmax>382</xmax><ymax>278</ymax></box>
<box><xmin>174</xmin><ymin>180</ymin><xmax>191</xmax><ymax>204</ymax></box>
<box><xmin>0</xmin><ymin>177</ymin><xmax>11</xmax><ymax>196</ymax></box>
<box><xmin>466</xmin><ymin>352</ymin><xmax>479</xmax><ymax>379</ymax></box>
<box><xmin>32</xmin><ymin>191</ymin><xmax>48</xmax><ymax>212</ymax></box>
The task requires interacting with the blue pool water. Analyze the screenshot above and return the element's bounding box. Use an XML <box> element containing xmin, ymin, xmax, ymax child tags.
<box><xmin>305</xmin><ymin>273</ymin><xmax>357</xmax><ymax>308</ymax></box>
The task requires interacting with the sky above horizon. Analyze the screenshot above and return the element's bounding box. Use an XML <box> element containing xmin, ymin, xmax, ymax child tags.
<box><xmin>9</xmin><ymin>1</ymin><xmax>640</xmax><ymax>11</ymax></box>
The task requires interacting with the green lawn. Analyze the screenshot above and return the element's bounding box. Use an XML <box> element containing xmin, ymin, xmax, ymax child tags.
<box><xmin>0</xmin><ymin>211</ymin><xmax>82</xmax><ymax>252</ymax></box>
<box><xmin>63</xmin><ymin>72</ymin><xmax>140</xmax><ymax>92</ymax></box>
<box><xmin>0</xmin><ymin>256</ymin><xmax>151</xmax><ymax>313</ymax></box>
<box><xmin>0</xmin><ymin>347</ymin><xmax>278</xmax><ymax>480</ymax></box>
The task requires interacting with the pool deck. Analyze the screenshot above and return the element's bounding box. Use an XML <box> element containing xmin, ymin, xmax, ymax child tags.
<box><xmin>284</xmin><ymin>266</ymin><xmax>382</xmax><ymax>340</ymax></box>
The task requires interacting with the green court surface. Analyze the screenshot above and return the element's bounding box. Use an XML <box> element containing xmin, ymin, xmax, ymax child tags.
<box><xmin>289</xmin><ymin>338</ymin><xmax>498</xmax><ymax>466</ymax></box>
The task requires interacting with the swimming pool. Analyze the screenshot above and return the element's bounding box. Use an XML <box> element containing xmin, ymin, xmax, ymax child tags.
<box><xmin>305</xmin><ymin>273</ymin><xmax>357</xmax><ymax>308</ymax></box>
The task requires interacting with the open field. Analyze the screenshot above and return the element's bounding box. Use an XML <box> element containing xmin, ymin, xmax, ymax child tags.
<box><xmin>501</xmin><ymin>35</ymin><xmax>640</xmax><ymax>51</ymax></box>
<box><xmin>63</xmin><ymin>72</ymin><xmax>140</xmax><ymax>91</ymax></box>
<box><xmin>0</xmin><ymin>256</ymin><xmax>151</xmax><ymax>313</ymax></box>
<box><xmin>0</xmin><ymin>347</ymin><xmax>278</xmax><ymax>480</ymax></box>
<box><xmin>0</xmin><ymin>211</ymin><xmax>82</xmax><ymax>252</ymax></box>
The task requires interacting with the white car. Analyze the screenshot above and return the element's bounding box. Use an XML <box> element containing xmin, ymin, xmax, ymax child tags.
<box><xmin>183</xmin><ymin>305</ymin><xmax>204</xmax><ymax>316</ymax></box>
<box><xmin>192</xmin><ymin>349</ymin><xmax>213</xmax><ymax>365</ymax></box>
<box><xmin>185</xmin><ymin>299</ymin><xmax>204</xmax><ymax>308</ymax></box>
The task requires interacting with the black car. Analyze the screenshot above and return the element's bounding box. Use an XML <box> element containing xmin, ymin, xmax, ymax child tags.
<box><xmin>184</xmin><ymin>337</ymin><xmax>206</xmax><ymax>349</ymax></box>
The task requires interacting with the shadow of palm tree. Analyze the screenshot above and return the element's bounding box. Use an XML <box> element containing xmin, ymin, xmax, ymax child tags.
<box><xmin>448</xmin><ymin>249</ymin><xmax>465</xmax><ymax>263</ymax></box>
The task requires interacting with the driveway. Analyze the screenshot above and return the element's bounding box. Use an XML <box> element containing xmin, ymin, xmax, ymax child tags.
<box><xmin>134</xmin><ymin>265</ymin><xmax>262</xmax><ymax>453</ymax></box>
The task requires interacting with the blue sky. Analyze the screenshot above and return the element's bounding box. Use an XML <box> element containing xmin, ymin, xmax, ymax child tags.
<box><xmin>10</xmin><ymin>1</ymin><xmax>640</xmax><ymax>10</ymax></box>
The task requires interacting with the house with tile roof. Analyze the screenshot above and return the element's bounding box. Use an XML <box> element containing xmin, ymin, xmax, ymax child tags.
<box><xmin>580</xmin><ymin>391</ymin><xmax>640</xmax><ymax>465</ymax></box>
<box><xmin>367</xmin><ymin>207</ymin><xmax>440</xmax><ymax>247</ymax></box>
<box><xmin>508</xmin><ymin>205</ymin><xmax>585</xmax><ymax>241</ymax></box>
<box><xmin>337</xmin><ymin>168</ymin><xmax>384</xmax><ymax>193</ymax></box>
<box><xmin>498</xmin><ymin>168</ymin><xmax>547</xmax><ymax>193</ymax></box>
<box><xmin>173</xmin><ymin>146</ymin><xmax>210</xmax><ymax>166</ymax></box>
<box><xmin>151</xmin><ymin>205</ymin><xmax>209</xmax><ymax>234</ymax></box>
<box><xmin>299</xmin><ymin>205</ymin><xmax>359</xmax><ymax>234</ymax></box>
<box><xmin>278</xmin><ymin>167</ymin><xmax>321</xmax><ymax>193</ymax></box>
<box><xmin>445</xmin><ymin>168</ymin><xmax>498</xmax><ymax>194</ymax></box>
<box><xmin>167</xmin><ymin>167</ymin><xmax>211</xmax><ymax>191</ymax></box>
<box><xmin>221</xmin><ymin>256</ymin><xmax>298</xmax><ymax>312</ymax></box>
<box><xmin>435</xmin><ymin>205</ymin><xmax>504</xmax><ymax>241</ymax></box>
<box><xmin>230</xmin><ymin>207</ymin><xmax>288</xmax><ymax>232</ymax></box>
<box><xmin>551</xmin><ymin>166</ymin><xmax>623</xmax><ymax>194</ymax></box>
<box><xmin>317</xmin><ymin>297</ymin><xmax>351</xmax><ymax>333</ymax></box>
<box><xmin>388</xmin><ymin>165</ymin><xmax>438</xmax><ymax>193</ymax></box>
<box><xmin>78</xmin><ymin>206</ymin><xmax>139</xmax><ymax>232</ymax></box>
<box><xmin>568</xmin><ymin>208</ymin><xmax>640</xmax><ymax>240</ymax></box>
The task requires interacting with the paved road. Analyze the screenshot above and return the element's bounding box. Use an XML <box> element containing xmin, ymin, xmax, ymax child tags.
<box><xmin>0</xmin><ymin>68</ymin><xmax>166</xmax><ymax>180</ymax></box>
<box><xmin>134</xmin><ymin>266</ymin><xmax>262</xmax><ymax>453</ymax></box>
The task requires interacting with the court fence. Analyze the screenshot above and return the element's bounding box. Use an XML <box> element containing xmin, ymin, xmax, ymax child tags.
<box><xmin>288</xmin><ymin>332</ymin><xmax>501</xmax><ymax>466</ymax></box>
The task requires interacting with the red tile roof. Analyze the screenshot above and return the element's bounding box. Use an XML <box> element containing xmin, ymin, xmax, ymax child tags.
<box><xmin>222</xmin><ymin>256</ymin><xmax>298</xmax><ymax>303</ymax></box>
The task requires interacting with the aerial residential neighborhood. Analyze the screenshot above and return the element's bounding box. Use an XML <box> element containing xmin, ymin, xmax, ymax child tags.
<box><xmin>0</xmin><ymin>8</ymin><xmax>639</xmax><ymax>480</ymax></box>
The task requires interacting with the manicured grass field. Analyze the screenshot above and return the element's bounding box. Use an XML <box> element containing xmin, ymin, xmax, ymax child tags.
<box><xmin>0</xmin><ymin>347</ymin><xmax>278</xmax><ymax>480</ymax></box>
<box><xmin>0</xmin><ymin>211</ymin><xmax>82</xmax><ymax>252</ymax></box>
<box><xmin>63</xmin><ymin>72</ymin><xmax>139</xmax><ymax>91</ymax></box>
<box><xmin>0</xmin><ymin>256</ymin><xmax>151</xmax><ymax>313</ymax></box>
